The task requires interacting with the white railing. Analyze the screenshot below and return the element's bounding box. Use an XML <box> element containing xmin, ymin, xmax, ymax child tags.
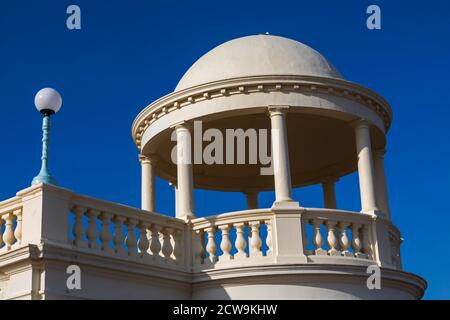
<box><xmin>0</xmin><ymin>184</ymin><xmax>402</xmax><ymax>273</ymax></box>
<box><xmin>69</xmin><ymin>193</ymin><xmax>186</xmax><ymax>267</ymax></box>
<box><xmin>191</xmin><ymin>209</ymin><xmax>274</xmax><ymax>269</ymax></box>
<box><xmin>0</xmin><ymin>196</ymin><xmax>22</xmax><ymax>251</ymax></box>
<box><xmin>302</xmin><ymin>208</ymin><xmax>374</xmax><ymax>260</ymax></box>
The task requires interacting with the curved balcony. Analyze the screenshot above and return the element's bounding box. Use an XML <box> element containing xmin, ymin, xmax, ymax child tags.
<box><xmin>191</xmin><ymin>207</ymin><xmax>389</xmax><ymax>269</ymax></box>
<box><xmin>0</xmin><ymin>183</ymin><xmax>423</xmax><ymax>300</ymax></box>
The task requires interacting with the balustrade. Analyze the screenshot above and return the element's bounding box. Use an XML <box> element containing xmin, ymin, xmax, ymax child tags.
<box><xmin>67</xmin><ymin>195</ymin><xmax>185</xmax><ymax>266</ymax></box>
<box><xmin>0</xmin><ymin>186</ymin><xmax>392</xmax><ymax>274</ymax></box>
<box><xmin>191</xmin><ymin>209</ymin><xmax>274</xmax><ymax>267</ymax></box>
<box><xmin>303</xmin><ymin>209</ymin><xmax>374</xmax><ymax>260</ymax></box>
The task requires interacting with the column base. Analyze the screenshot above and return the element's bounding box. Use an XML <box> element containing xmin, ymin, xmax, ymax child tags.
<box><xmin>271</xmin><ymin>200</ymin><xmax>300</xmax><ymax>210</ymax></box>
<box><xmin>360</xmin><ymin>207</ymin><xmax>379</xmax><ymax>214</ymax></box>
<box><xmin>361</xmin><ymin>209</ymin><xmax>388</xmax><ymax>220</ymax></box>
<box><xmin>176</xmin><ymin>212</ymin><xmax>196</xmax><ymax>221</ymax></box>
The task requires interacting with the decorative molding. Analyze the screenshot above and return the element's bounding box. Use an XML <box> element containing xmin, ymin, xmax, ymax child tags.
<box><xmin>138</xmin><ymin>154</ymin><xmax>158</xmax><ymax>165</ymax></box>
<box><xmin>131</xmin><ymin>75</ymin><xmax>393</xmax><ymax>149</ymax></box>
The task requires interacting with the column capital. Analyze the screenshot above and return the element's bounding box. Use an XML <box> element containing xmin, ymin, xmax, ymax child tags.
<box><xmin>267</xmin><ymin>105</ymin><xmax>289</xmax><ymax>117</ymax></box>
<box><xmin>171</xmin><ymin>120</ymin><xmax>193</xmax><ymax>131</ymax></box>
<box><xmin>350</xmin><ymin>119</ymin><xmax>370</xmax><ymax>130</ymax></box>
<box><xmin>138</xmin><ymin>154</ymin><xmax>158</xmax><ymax>165</ymax></box>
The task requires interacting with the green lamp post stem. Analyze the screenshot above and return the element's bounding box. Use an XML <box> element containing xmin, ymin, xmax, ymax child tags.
<box><xmin>32</xmin><ymin>115</ymin><xmax>57</xmax><ymax>185</ymax></box>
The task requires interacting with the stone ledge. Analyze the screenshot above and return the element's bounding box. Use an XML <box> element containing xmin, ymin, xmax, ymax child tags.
<box><xmin>0</xmin><ymin>243</ymin><xmax>426</xmax><ymax>300</ymax></box>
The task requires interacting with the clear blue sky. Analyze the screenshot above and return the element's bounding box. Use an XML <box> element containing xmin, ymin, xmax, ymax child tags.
<box><xmin>1</xmin><ymin>0</ymin><xmax>449</xmax><ymax>299</ymax></box>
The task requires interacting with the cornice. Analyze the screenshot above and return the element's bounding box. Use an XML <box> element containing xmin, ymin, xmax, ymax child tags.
<box><xmin>131</xmin><ymin>75</ymin><xmax>393</xmax><ymax>149</ymax></box>
<box><xmin>192</xmin><ymin>263</ymin><xmax>426</xmax><ymax>299</ymax></box>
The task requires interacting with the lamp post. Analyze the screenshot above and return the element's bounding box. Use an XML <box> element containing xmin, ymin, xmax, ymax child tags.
<box><xmin>32</xmin><ymin>88</ymin><xmax>62</xmax><ymax>186</ymax></box>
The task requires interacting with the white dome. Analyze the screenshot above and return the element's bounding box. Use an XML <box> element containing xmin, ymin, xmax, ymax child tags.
<box><xmin>175</xmin><ymin>35</ymin><xmax>342</xmax><ymax>91</ymax></box>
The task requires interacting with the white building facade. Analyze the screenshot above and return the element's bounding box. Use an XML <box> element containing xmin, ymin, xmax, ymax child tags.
<box><xmin>0</xmin><ymin>35</ymin><xmax>426</xmax><ymax>299</ymax></box>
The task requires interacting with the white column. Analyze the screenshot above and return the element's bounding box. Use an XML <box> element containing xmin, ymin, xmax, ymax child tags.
<box><xmin>268</xmin><ymin>106</ymin><xmax>293</xmax><ymax>204</ymax></box>
<box><xmin>175</xmin><ymin>123</ymin><xmax>195</xmax><ymax>219</ymax></box>
<box><xmin>139</xmin><ymin>155</ymin><xmax>156</xmax><ymax>211</ymax></box>
<box><xmin>374</xmin><ymin>148</ymin><xmax>391</xmax><ymax>220</ymax></box>
<box><xmin>353</xmin><ymin>120</ymin><xmax>378</xmax><ymax>213</ymax></box>
<box><xmin>322</xmin><ymin>177</ymin><xmax>337</xmax><ymax>209</ymax></box>
<box><xmin>244</xmin><ymin>190</ymin><xmax>258</xmax><ymax>209</ymax></box>
<box><xmin>169</xmin><ymin>180</ymin><xmax>179</xmax><ymax>218</ymax></box>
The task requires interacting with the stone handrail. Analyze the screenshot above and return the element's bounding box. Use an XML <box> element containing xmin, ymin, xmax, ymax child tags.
<box><xmin>302</xmin><ymin>208</ymin><xmax>374</xmax><ymax>260</ymax></box>
<box><xmin>0</xmin><ymin>184</ymin><xmax>402</xmax><ymax>273</ymax></box>
<box><xmin>191</xmin><ymin>209</ymin><xmax>274</xmax><ymax>270</ymax></box>
<box><xmin>302</xmin><ymin>208</ymin><xmax>402</xmax><ymax>270</ymax></box>
<box><xmin>2</xmin><ymin>184</ymin><xmax>189</xmax><ymax>272</ymax></box>
<box><xmin>69</xmin><ymin>192</ymin><xmax>187</xmax><ymax>268</ymax></box>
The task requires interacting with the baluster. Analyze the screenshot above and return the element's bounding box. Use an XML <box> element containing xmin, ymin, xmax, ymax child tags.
<box><xmin>125</xmin><ymin>219</ymin><xmax>137</xmax><ymax>255</ymax></box>
<box><xmin>351</xmin><ymin>223</ymin><xmax>363</xmax><ymax>257</ymax></box>
<box><xmin>146</xmin><ymin>228</ymin><xmax>152</xmax><ymax>255</ymax></box>
<box><xmin>13</xmin><ymin>209</ymin><xmax>22</xmax><ymax>246</ymax></box>
<box><xmin>219</xmin><ymin>225</ymin><xmax>232</xmax><ymax>261</ymax></box>
<box><xmin>137</xmin><ymin>221</ymin><xmax>150</xmax><ymax>257</ymax></box>
<box><xmin>161</xmin><ymin>227</ymin><xmax>174</xmax><ymax>260</ymax></box>
<box><xmin>249</xmin><ymin>221</ymin><xmax>263</xmax><ymax>257</ymax></box>
<box><xmin>312</xmin><ymin>219</ymin><xmax>326</xmax><ymax>255</ymax></box>
<box><xmin>149</xmin><ymin>224</ymin><xmax>162</xmax><ymax>257</ymax></box>
<box><xmin>265</xmin><ymin>220</ymin><xmax>273</xmax><ymax>256</ymax></box>
<box><xmin>72</xmin><ymin>206</ymin><xmax>85</xmax><ymax>247</ymax></box>
<box><xmin>113</xmin><ymin>216</ymin><xmax>125</xmax><ymax>254</ymax></box>
<box><xmin>302</xmin><ymin>220</ymin><xmax>312</xmax><ymax>255</ymax></box>
<box><xmin>326</xmin><ymin>220</ymin><xmax>340</xmax><ymax>256</ymax></box>
<box><xmin>0</xmin><ymin>218</ymin><xmax>4</xmax><ymax>248</ymax></box>
<box><xmin>234</xmin><ymin>223</ymin><xmax>248</xmax><ymax>259</ymax></box>
<box><xmin>2</xmin><ymin>212</ymin><xmax>16</xmax><ymax>250</ymax></box>
<box><xmin>361</xmin><ymin>224</ymin><xmax>372</xmax><ymax>259</ymax></box>
<box><xmin>193</xmin><ymin>229</ymin><xmax>205</xmax><ymax>266</ymax></box>
<box><xmin>389</xmin><ymin>233</ymin><xmax>401</xmax><ymax>269</ymax></box>
<box><xmin>99</xmin><ymin>212</ymin><xmax>112</xmax><ymax>252</ymax></box>
<box><xmin>172</xmin><ymin>229</ymin><xmax>183</xmax><ymax>263</ymax></box>
<box><xmin>205</xmin><ymin>227</ymin><xmax>218</xmax><ymax>263</ymax></box>
<box><xmin>339</xmin><ymin>222</ymin><xmax>352</xmax><ymax>257</ymax></box>
<box><xmin>86</xmin><ymin>209</ymin><xmax>99</xmax><ymax>249</ymax></box>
